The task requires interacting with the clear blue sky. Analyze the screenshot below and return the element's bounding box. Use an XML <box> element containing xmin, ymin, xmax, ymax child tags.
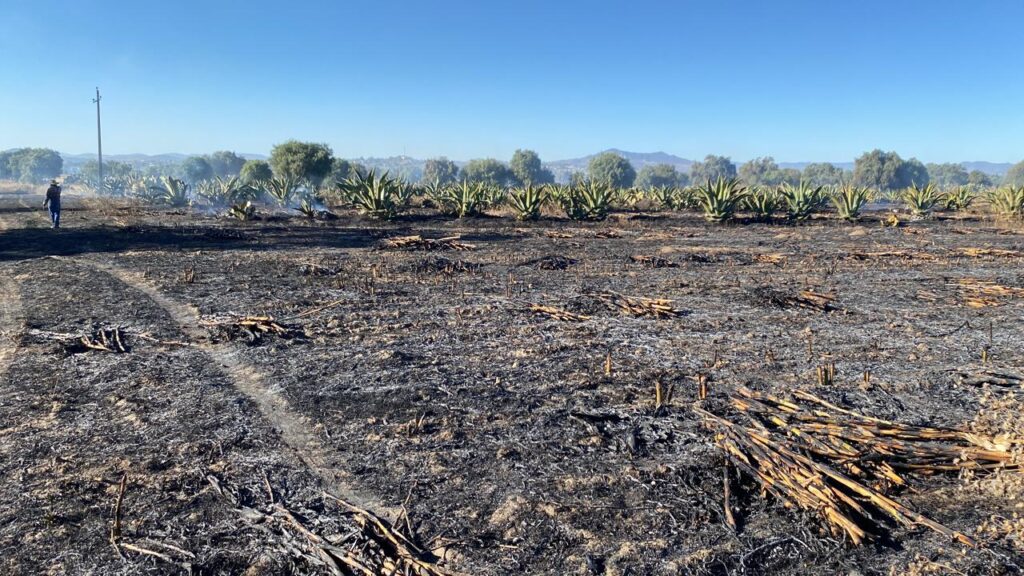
<box><xmin>1</xmin><ymin>0</ymin><xmax>1021</xmax><ymax>163</ymax></box>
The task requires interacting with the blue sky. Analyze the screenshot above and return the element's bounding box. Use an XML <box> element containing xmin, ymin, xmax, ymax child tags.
<box><xmin>1</xmin><ymin>0</ymin><xmax>1021</xmax><ymax>163</ymax></box>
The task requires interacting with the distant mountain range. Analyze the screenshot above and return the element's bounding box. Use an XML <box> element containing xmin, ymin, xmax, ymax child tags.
<box><xmin>56</xmin><ymin>150</ymin><xmax>1013</xmax><ymax>180</ymax></box>
<box><xmin>60</xmin><ymin>152</ymin><xmax>266</xmax><ymax>170</ymax></box>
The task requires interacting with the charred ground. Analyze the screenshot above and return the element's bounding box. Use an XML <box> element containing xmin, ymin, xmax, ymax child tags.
<box><xmin>1</xmin><ymin>195</ymin><xmax>1023</xmax><ymax>575</ymax></box>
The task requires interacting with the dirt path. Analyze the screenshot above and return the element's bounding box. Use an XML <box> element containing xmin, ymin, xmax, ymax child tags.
<box><xmin>0</xmin><ymin>213</ymin><xmax>25</xmax><ymax>382</ymax></box>
<box><xmin>63</xmin><ymin>255</ymin><xmax>393</xmax><ymax>517</ymax></box>
<box><xmin>0</xmin><ymin>272</ymin><xmax>24</xmax><ymax>384</ymax></box>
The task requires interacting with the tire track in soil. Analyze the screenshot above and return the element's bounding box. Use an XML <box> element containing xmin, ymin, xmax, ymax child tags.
<box><xmin>62</xmin><ymin>255</ymin><xmax>393</xmax><ymax>518</ymax></box>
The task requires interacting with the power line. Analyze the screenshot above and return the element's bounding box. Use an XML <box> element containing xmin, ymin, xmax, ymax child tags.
<box><xmin>92</xmin><ymin>87</ymin><xmax>103</xmax><ymax>189</ymax></box>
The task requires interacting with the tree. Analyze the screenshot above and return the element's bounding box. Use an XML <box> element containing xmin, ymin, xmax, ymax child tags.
<box><xmin>1004</xmin><ymin>161</ymin><xmax>1024</xmax><ymax>187</ymax></box>
<box><xmin>801</xmin><ymin>163</ymin><xmax>846</xmax><ymax>187</ymax></box>
<box><xmin>240</xmin><ymin>160</ymin><xmax>273</xmax><ymax>182</ymax></box>
<box><xmin>852</xmin><ymin>150</ymin><xmax>927</xmax><ymax>191</ymax></box>
<box><xmin>737</xmin><ymin>157</ymin><xmax>799</xmax><ymax>187</ymax></box>
<box><xmin>329</xmin><ymin>158</ymin><xmax>368</xmax><ymax>183</ymax></box>
<box><xmin>80</xmin><ymin>160</ymin><xmax>132</xmax><ymax>183</ymax></box>
<box><xmin>0</xmin><ymin>148</ymin><xmax>63</xmax><ymax>182</ymax></box>
<box><xmin>925</xmin><ymin>163</ymin><xmax>968</xmax><ymax>190</ymax></box>
<box><xmin>901</xmin><ymin>158</ymin><xmax>929</xmax><ymax>187</ymax></box>
<box><xmin>778</xmin><ymin>168</ymin><xmax>802</xmax><ymax>186</ymax></box>
<box><xmin>690</xmin><ymin>155</ymin><xmax>737</xmax><ymax>184</ymax></box>
<box><xmin>206</xmin><ymin>151</ymin><xmax>247</xmax><ymax>178</ymax></box>
<box><xmin>180</xmin><ymin>156</ymin><xmax>214</xmax><ymax>183</ymax></box>
<box><xmin>0</xmin><ymin>149</ymin><xmax>25</xmax><ymax>180</ymax></box>
<box><xmin>967</xmin><ymin>170</ymin><xmax>994</xmax><ymax>189</ymax></box>
<box><xmin>587</xmin><ymin>152</ymin><xmax>636</xmax><ymax>188</ymax></box>
<box><xmin>461</xmin><ymin>158</ymin><xmax>512</xmax><ymax>187</ymax></box>
<box><xmin>269</xmin><ymin>140</ymin><xmax>334</xmax><ymax>183</ymax></box>
<box><xmin>422</xmin><ymin>158</ymin><xmax>460</xmax><ymax>185</ymax></box>
<box><xmin>509</xmin><ymin>149</ymin><xmax>554</xmax><ymax>185</ymax></box>
<box><xmin>635</xmin><ymin>163</ymin><xmax>682</xmax><ymax>188</ymax></box>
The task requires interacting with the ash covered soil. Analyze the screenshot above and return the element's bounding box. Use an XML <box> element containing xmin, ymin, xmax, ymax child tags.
<box><xmin>1</xmin><ymin>195</ymin><xmax>1023</xmax><ymax>575</ymax></box>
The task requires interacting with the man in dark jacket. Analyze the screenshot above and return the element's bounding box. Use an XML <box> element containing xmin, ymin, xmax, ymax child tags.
<box><xmin>43</xmin><ymin>180</ymin><xmax>62</xmax><ymax>228</ymax></box>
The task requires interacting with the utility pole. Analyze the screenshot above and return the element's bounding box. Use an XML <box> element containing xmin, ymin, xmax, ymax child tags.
<box><xmin>92</xmin><ymin>87</ymin><xmax>103</xmax><ymax>189</ymax></box>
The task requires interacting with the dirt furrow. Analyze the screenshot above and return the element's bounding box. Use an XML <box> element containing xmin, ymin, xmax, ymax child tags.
<box><xmin>67</xmin><ymin>255</ymin><xmax>391</xmax><ymax>516</ymax></box>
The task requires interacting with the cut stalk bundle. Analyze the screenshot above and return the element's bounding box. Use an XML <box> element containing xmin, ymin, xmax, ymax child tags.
<box><xmin>384</xmin><ymin>235</ymin><xmax>475</xmax><ymax>251</ymax></box>
<box><xmin>755</xmin><ymin>287</ymin><xmax>839</xmax><ymax>312</ymax></box>
<box><xmin>697</xmin><ymin>387</ymin><xmax>1020</xmax><ymax>546</ymax></box>
<box><xmin>593</xmin><ymin>291</ymin><xmax>680</xmax><ymax>318</ymax></box>
<box><xmin>630</xmin><ymin>254</ymin><xmax>677</xmax><ymax>268</ymax></box>
<box><xmin>956</xmin><ymin>278</ymin><xmax>1024</xmax><ymax>308</ymax></box>
<box><xmin>202</xmin><ymin>315</ymin><xmax>297</xmax><ymax>342</ymax></box>
<box><xmin>78</xmin><ymin>327</ymin><xmax>129</xmax><ymax>353</ymax></box>
<box><xmin>527</xmin><ymin>304</ymin><xmax>591</xmax><ymax>322</ymax></box>
<box><xmin>957</xmin><ymin>247</ymin><xmax>1024</xmax><ymax>258</ymax></box>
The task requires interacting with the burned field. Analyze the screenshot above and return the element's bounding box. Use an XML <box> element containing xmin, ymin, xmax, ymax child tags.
<box><xmin>1</xmin><ymin>197</ymin><xmax>1024</xmax><ymax>575</ymax></box>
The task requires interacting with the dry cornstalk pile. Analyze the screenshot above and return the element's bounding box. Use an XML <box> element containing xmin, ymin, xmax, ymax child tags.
<box><xmin>201</xmin><ymin>314</ymin><xmax>297</xmax><ymax>343</ymax></box>
<box><xmin>77</xmin><ymin>327</ymin><xmax>129</xmax><ymax>353</ymax></box>
<box><xmin>755</xmin><ymin>287</ymin><xmax>840</xmax><ymax>312</ymax></box>
<box><xmin>696</xmin><ymin>387</ymin><xmax>1020</xmax><ymax>546</ymax></box>
<box><xmin>957</xmin><ymin>368</ymin><xmax>1024</xmax><ymax>391</ymax></box>
<box><xmin>957</xmin><ymin>247</ymin><xmax>1024</xmax><ymax>258</ymax></box>
<box><xmin>592</xmin><ymin>291</ymin><xmax>680</xmax><ymax>319</ymax></box>
<box><xmin>848</xmin><ymin>250</ymin><xmax>935</xmax><ymax>261</ymax></box>
<box><xmin>630</xmin><ymin>254</ymin><xmax>677</xmax><ymax>268</ymax></box>
<box><xmin>206</xmin><ymin>477</ymin><xmax>456</xmax><ymax>576</ymax></box>
<box><xmin>384</xmin><ymin>235</ymin><xmax>475</xmax><ymax>251</ymax></box>
<box><xmin>955</xmin><ymin>278</ymin><xmax>1024</xmax><ymax>308</ymax></box>
<box><xmin>527</xmin><ymin>303</ymin><xmax>591</xmax><ymax>322</ymax></box>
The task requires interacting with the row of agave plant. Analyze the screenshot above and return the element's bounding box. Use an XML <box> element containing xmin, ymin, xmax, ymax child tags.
<box><xmin>110</xmin><ymin>172</ymin><xmax>1024</xmax><ymax>224</ymax></box>
<box><xmin>336</xmin><ymin>171</ymin><xmax>1024</xmax><ymax>223</ymax></box>
<box><xmin>110</xmin><ymin>174</ymin><xmax>332</xmax><ymax>220</ymax></box>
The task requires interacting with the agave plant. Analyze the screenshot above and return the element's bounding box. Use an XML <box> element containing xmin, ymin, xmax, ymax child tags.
<box><xmin>650</xmin><ymin>186</ymin><xmax>682</xmax><ymax>211</ymax></box>
<box><xmin>196</xmin><ymin>176</ymin><xmax>255</xmax><ymax>207</ymax></box>
<box><xmin>613</xmin><ymin>187</ymin><xmax>644</xmax><ymax>210</ymax></box>
<box><xmin>780</xmin><ymin>182</ymin><xmax>826</xmax><ymax>221</ymax></box>
<box><xmin>338</xmin><ymin>169</ymin><xmax>407</xmax><ymax>220</ymax></box>
<box><xmin>507</xmin><ymin>183</ymin><xmax>547</xmax><ymax>221</ymax></box>
<box><xmin>832</xmin><ymin>185</ymin><xmax>872</xmax><ymax>222</ymax></box>
<box><xmin>260</xmin><ymin>176</ymin><xmax>301</xmax><ymax>207</ymax></box>
<box><xmin>986</xmin><ymin>186</ymin><xmax>1024</xmax><ymax>218</ymax></box>
<box><xmin>228</xmin><ymin>200</ymin><xmax>256</xmax><ymax>221</ymax></box>
<box><xmin>694</xmin><ymin>177</ymin><xmax>748</xmax><ymax>223</ymax></box>
<box><xmin>743</xmin><ymin>187</ymin><xmax>782</xmax><ymax>221</ymax></box>
<box><xmin>429</xmin><ymin>180</ymin><xmax>491</xmax><ymax>218</ymax></box>
<box><xmin>148</xmin><ymin>176</ymin><xmax>191</xmax><ymax>207</ymax></box>
<box><xmin>902</xmin><ymin>183</ymin><xmax>942</xmax><ymax>216</ymax></box>
<box><xmin>943</xmin><ymin>186</ymin><xmax>977</xmax><ymax>212</ymax></box>
<box><xmin>559</xmin><ymin>180</ymin><xmax>614</xmax><ymax>221</ymax></box>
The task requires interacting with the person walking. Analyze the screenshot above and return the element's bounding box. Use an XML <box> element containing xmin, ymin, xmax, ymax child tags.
<box><xmin>43</xmin><ymin>180</ymin><xmax>62</xmax><ymax>228</ymax></box>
